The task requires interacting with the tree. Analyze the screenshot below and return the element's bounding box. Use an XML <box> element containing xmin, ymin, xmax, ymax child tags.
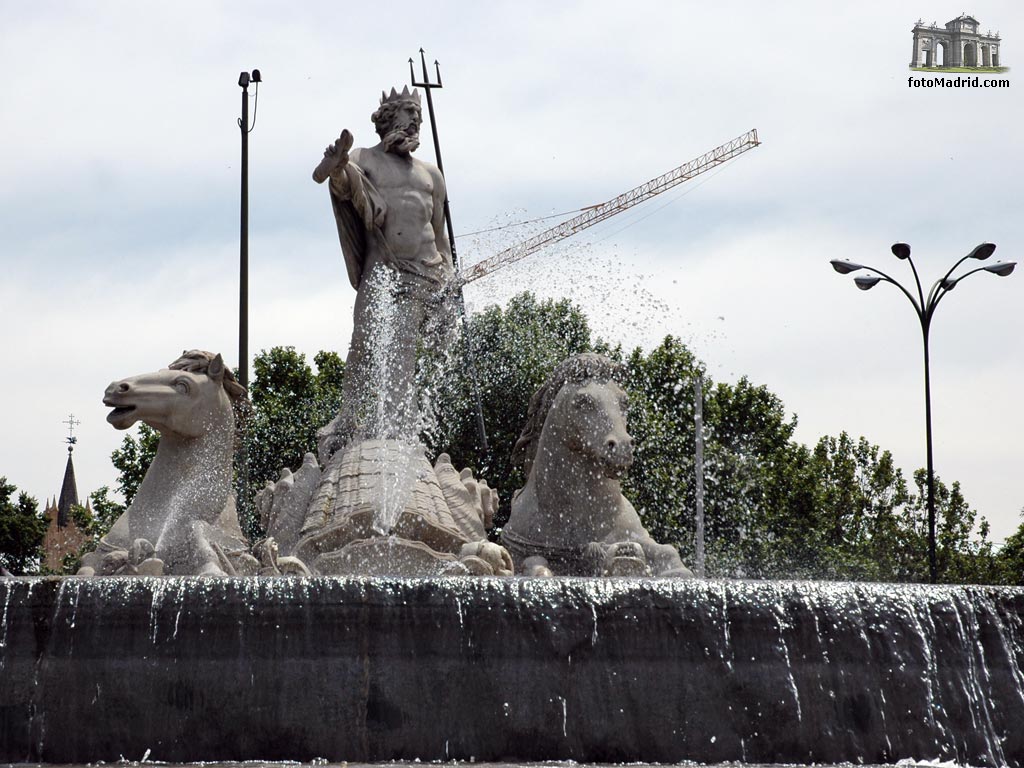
<box><xmin>239</xmin><ymin>347</ymin><xmax>345</xmax><ymax>537</ymax></box>
<box><xmin>621</xmin><ymin>337</ymin><xmax>702</xmax><ymax>551</ymax></box>
<box><xmin>0</xmin><ymin>477</ymin><xmax>47</xmax><ymax>575</ymax></box>
<box><xmin>803</xmin><ymin>433</ymin><xmax>914</xmax><ymax>581</ymax></box>
<box><xmin>623</xmin><ymin>336</ymin><xmax>808</xmax><ymax>578</ymax></box>
<box><xmin>904</xmin><ymin>469</ymin><xmax>996</xmax><ymax>584</ymax></box>
<box><xmin>432</xmin><ymin>292</ymin><xmax>594</xmax><ymax>529</ymax></box>
<box><xmin>994</xmin><ymin>511</ymin><xmax>1024</xmax><ymax>586</ymax></box>
<box><xmin>111</xmin><ymin>424</ymin><xmax>160</xmax><ymax>506</ymax></box>
<box><xmin>86</xmin><ymin>485</ymin><xmax>127</xmax><ymax>537</ymax></box>
<box><xmin>700</xmin><ymin>376</ymin><xmax>804</xmax><ymax>577</ymax></box>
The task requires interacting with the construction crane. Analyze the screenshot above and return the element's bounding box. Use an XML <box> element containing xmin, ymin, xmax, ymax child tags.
<box><xmin>459</xmin><ymin>128</ymin><xmax>761</xmax><ymax>285</ymax></box>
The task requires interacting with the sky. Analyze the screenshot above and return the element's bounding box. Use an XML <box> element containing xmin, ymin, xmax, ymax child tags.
<box><xmin>1</xmin><ymin>1</ymin><xmax>1022</xmax><ymax>543</ymax></box>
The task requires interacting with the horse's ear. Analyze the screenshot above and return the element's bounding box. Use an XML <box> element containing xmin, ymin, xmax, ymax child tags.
<box><xmin>208</xmin><ymin>353</ymin><xmax>225</xmax><ymax>381</ymax></box>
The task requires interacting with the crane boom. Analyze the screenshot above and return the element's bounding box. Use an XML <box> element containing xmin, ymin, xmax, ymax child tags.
<box><xmin>459</xmin><ymin>128</ymin><xmax>760</xmax><ymax>284</ymax></box>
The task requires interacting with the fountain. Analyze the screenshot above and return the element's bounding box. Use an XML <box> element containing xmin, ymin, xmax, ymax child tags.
<box><xmin>1</xmin><ymin>83</ymin><xmax>1023</xmax><ymax>766</ymax></box>
<box><xmin>2</xmin><ymin>577</ymin><xmax>1023</xmax><ymax>763</ymax></box>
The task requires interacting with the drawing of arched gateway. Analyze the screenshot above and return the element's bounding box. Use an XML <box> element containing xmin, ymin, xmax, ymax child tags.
<box><xmin>911</xmin><ymin>14</ymin><xmax>1001</xmax><ymax>68</ymax></box>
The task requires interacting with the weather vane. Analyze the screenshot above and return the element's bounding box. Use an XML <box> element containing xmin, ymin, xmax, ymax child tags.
<box><xmin>63</xmin><ymin>413</ymin><xmax>80</xmax><ymax>452</ymax></box>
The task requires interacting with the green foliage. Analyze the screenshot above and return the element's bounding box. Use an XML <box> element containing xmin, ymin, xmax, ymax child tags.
<box><xmin>0</xmin><ymin>477</ymin><xmax>47</xmax><ymax>575</ymax></box>
<box><xmin>87</xmin><ymin>485</ymin><xmax>126</xmax><ymax>537</ymax></box>
<box><xmin>111</xmin><ymin>424</ymin><xmax>160</xmax><ymax>506</ymax></box>
<box><xmin>797</xmin><ymin>433</ymin><xmax>915</xmax><ymax>580</ymax></box>
<box><xmin>245</xmin><ymin>347</ymin><xmax>345</xmax><ymax>486</ymax></box>
<box><xmin>431</xmin><ymin>293</ymin><xmax>594</xmax><ymax>529</ymax></box>
<box><xmin>238</xmin><ymin>347</ymin><xmax>345</xmax><ymax>537</ymax></box>
<box><xmin>621</xmin><ymin>337</ymin><xmax>701</xmax><ymax>549</ymax></box>
<box><xmin>994</xmin><ymin>512</ymin><xmax>1024</xmax><ymax>586</ymax></box>
<box><xmin>623</xmin><ymin>337</ymin><xmax>807</xmax><ymax>577</ymax></box>
<box><xmin>904</xmin><ymin>470</ymin><xmax>998</xmax><ymax>584</ymax></box>
<box><xmin>70</xmin><ymin>501</ymin><xmax>92</xmax><ymax>530</ymax></box>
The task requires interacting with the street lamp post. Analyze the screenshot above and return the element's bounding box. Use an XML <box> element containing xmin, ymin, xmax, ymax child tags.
<box><xmin>830</xmin><ymin>243</ymin><xmax>1015</xmax><ymax>583</ymax></box>
<box><xmin>237</xmin><ymin>68</ymin><xmax>261</xmax><ymax>391</ymax></box>
<box><xmin>237</xmin><ymin>68</ymin><xmax>260</xmax><ymax>526</ymax></box>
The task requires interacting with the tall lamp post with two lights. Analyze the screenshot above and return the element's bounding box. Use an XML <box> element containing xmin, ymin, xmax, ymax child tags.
<box><xmin>237</xmin><ymin>68</ymin><xmax>261</xmax><ymax>391</ymax></box>
<box><xmin>237</xmin><ymin>68</ymin><xmax>260</xmax><ymax>519</ymax></box>
<box><xmin>830</xmin><ymin>242</ymin><xmax>1014</xmax><ymax>583</ymax></box>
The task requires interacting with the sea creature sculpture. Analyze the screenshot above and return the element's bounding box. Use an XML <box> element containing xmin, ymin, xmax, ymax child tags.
<box><xmin>501</xmin><ymin>353</ymin><xmax>692</xmax><ymax>577</ymax></box>
<box><xmin>79</xmin><ymin>350</ymin><xmax>249</xmax><ymax>576</ymax></box>
<box><xmin>287</xmin><ymin>440</ymin><xmax>512</xmax><ymax>576</ymax></box>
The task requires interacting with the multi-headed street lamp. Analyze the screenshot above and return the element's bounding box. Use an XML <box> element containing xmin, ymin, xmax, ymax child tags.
<box><xmin>830</xmin><ymin>243</ymin><xmax>1015</xmax><ymax>583</ymax></box>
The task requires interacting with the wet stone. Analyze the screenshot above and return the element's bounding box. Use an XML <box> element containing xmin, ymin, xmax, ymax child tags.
<box><xmin>0</xmin><ymin>577</ymin><xmax>1022</xmax><ymax>766</ymax></box>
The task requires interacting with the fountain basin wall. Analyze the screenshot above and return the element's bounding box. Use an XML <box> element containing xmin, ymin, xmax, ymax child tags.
<box><xmin>1</xmin><ymin>577</ymin><xmax>1022</xmax><ymax>766</ymax></box>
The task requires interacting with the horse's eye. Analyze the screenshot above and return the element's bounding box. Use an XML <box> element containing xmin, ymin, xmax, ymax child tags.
<box><xmin>574</xmin><ymin>395</ymin><xmax>596</xmax><ymax>410</ymax></box>
<box><xmin>174</xmin><ymin>379</ymin><xmax>191</xmax><ymax>395</ymax></box>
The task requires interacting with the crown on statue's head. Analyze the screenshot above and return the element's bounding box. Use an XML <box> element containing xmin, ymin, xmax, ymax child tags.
<box><xmin>380</xmin><ymin>85</ymin><xmax>422</xmax><ymax>106</ymax></box>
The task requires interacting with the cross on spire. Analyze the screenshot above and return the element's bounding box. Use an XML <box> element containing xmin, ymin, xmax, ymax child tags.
<box><xmin>63</xmin><ymin>413</ymin><xmax>80</xmax><ymax>450</ymax></box>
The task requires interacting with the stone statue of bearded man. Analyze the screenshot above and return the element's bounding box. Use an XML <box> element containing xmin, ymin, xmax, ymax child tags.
<box><xmin>313</xmin><ymin>86</ymin><xmax>455</xmax><ymax>459</ymax></box>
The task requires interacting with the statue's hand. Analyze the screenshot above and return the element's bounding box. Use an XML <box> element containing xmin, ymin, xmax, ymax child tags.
<box><xmin>312</xmin><ymin>129</ymin><xmax>354</xmax><ymax>183</ymax></box>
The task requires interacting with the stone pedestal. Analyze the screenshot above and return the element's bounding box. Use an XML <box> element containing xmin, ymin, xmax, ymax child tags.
<box><xmin>1</xmin><ymin>577</ymin><xmax>1022</xmax><ymax>765</ymax></box>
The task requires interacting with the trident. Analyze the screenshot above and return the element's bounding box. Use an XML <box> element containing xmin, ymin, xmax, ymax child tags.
<box><xmin>409</xmin><ymin>49</ymin><xmax>489</xmax><ymax>451</ymax></box>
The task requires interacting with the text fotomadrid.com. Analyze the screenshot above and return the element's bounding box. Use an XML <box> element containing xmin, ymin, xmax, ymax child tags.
<box><xmin>908</xmin><ymin>75</ymin><xmax>1010</xmax><ymax>88</ymax></box>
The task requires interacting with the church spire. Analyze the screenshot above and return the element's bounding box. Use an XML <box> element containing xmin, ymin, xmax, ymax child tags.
<box><xmin>56</xmin><ymin>414</ymin><xmax>81</xmax><ymax>528</ymax></box>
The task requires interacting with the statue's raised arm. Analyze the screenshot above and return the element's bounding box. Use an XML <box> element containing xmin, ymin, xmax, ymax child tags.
<box><xmin>312</xmin><ymin>129</ymin><xmax>353</xmax><ymax>184</ymax></box>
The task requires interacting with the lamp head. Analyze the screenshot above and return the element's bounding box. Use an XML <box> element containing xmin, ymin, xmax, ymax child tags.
<box><xmin>238</xmin><ymin>71</ymin><xmax>250</xmax><ymax>88</ymax></box>
<box><xmin>854</xmin><ymin>275</ymin><xmax>882</xmax><ymax>291</ymax></box>
<box><xmin>968</xmin><ymin>242</ymin><xmax>997</xmax><ymax>260</ymax></box>
<box><xmin>830</xmin><ymin>260</ymin><xmax>863</xmax><ymax>275</ymax></box>
<box><xmin>251</xmin><ymin>69</ymin><xmax>262</xmax><ymax>83</ymax></box>
<box><xmin>891</xmin><ymin>243</ymin><xmax>911</xmax><ymax>260</ymax></box>
<box><xmin>984</xmin><ymin>261</ymin><xmax>1016</xmax><ymax>277</ymax></box>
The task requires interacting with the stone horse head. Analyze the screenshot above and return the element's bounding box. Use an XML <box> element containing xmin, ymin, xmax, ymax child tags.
<box><xmin>512</xmin><ymin>353</ymin><xmax>633</xmax><ymax>480</ymax></box>
<box><xmin>503</xmin><ymin>352</ymin><xmax>690</xmax><ymax>578</ymax></box>
<box><xmin>104</xmin><ymin>350</ymin><xmax>246</xmax><ymax>438</ymax></box>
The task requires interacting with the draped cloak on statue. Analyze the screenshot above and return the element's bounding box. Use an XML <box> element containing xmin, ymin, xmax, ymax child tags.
<box><xmin>328</xmin><ymin>162</ymin><xmax>391</xmax><ymax>289</ymax></box>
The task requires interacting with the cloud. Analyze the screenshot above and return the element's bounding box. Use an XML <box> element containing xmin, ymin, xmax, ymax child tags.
<box><xmin>2</xmin><ymin>0</ymin><xmax>1022</xmax><ymax>541</ymax></box>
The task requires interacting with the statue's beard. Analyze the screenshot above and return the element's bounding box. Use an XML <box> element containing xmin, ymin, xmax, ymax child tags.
<box><xmin>382</xmin><ymin>124</ymin><xmax>421</xmax><ymax>154</ymax></box>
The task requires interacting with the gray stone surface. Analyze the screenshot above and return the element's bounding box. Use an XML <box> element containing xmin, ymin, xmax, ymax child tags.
<box><xmin>82</xmin><ymin>350</ymin><xmax>248</xmax><ymax>576</ymax></box>
<box><xmin>0</xmin><ymin>764</ymin><xmax>948</xmax><ymax>768</ymax></box>
<box><xmin>2</xmin><ymin>577</ymin><xmax>1022</xmax><ymax>765</ymax></box>
<box><xmin>0</xmin><ymin>764</ymin><xmax>956</xmax><ymax>768</ymax></box>
<box><xmin>256</xmin><ymin>452</ymin><xmax>322</xmax><ymax>556</ymax></box>
<box><xmin>911</xmin><ymin>14</ymin><xmax>1002</xmax><ymax>68</ymax></box>
<box><xmin>503</xmin><ymin>354</ymin><xmax>690</xmax><ymax>577</ymax></box>
<box><xmin>314</xmin><ymin>87</ymin><xmax>455</xmax><ymax>453</ymax></box>
<box><xmin>292</xmin><ymin>440</ymin><xmax>509</xmax><ymax>576</ymax></box>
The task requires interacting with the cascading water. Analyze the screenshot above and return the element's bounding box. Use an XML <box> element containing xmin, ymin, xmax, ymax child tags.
<box><xmin>1</xmin><ymin>575</ymin><xmax>1021</xmax><ymax>765</ymax></box>
<box><xmin>342</xmin><ymin>262</ymin><xmax>460</xmax><ymax>536</ymax></box>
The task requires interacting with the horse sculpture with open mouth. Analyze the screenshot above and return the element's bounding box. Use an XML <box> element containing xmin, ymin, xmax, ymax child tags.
<box><xmin>81</xmin><ymin>350</ymin><xmax>249</xmax><ymax>576</ymax></box>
